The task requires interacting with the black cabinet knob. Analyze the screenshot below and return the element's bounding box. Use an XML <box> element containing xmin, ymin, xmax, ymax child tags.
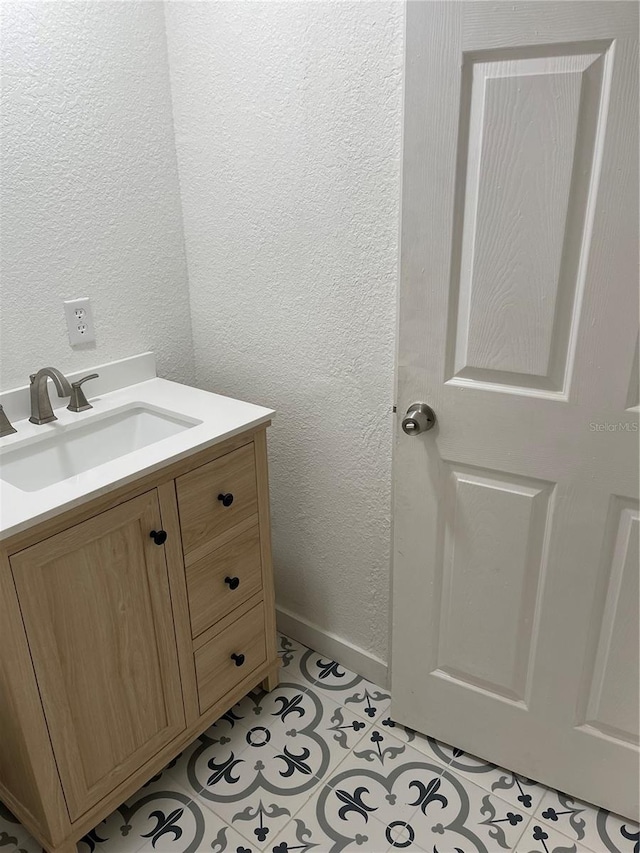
<box><xmin>150</xmin><ymin>530</ymin><xmax>167</xmax><ymax>546</ymax></box>
<box><xmin>230</xmin><ymin>653</ymin><xmax>245</xmax><ymax>667</ymax></box>
<box><xmin>225</xmin><ymin>576</ymin><xmax>240</xmax><ymax>590</ymax></box>
<box><xmin>218</xmin><ymin>493</ymin><xmax>234</xmax><ymax>507</ymax></box>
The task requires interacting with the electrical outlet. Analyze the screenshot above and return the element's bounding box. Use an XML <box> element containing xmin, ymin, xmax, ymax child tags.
<box><xmin>64</xmin><ymin>298</ymin><xmax>95</xmax><ymax>346</ymax></box>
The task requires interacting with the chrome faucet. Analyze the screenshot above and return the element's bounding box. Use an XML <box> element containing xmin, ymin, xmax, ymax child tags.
<box><xmin>29</xmin><ymin>367</ymin><xmax>72</xmax><ymax>425</ymax></box>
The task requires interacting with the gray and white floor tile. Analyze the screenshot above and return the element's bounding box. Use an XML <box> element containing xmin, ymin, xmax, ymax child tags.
<box><xmin>277</xmin><ymin>634</ymin><xmax>319</xmax><ymax>691</ymax></box>
<box><xmin>322</xmin><ymin>740</ymin><xmax>451</xmax><ymax>826</ymax></box>
<box><xmin>179</xmin><ymin>733</ymin><xmax>324</xmax><ymax>850</ymax></box>
<box><xmin>271</xmin><ymin>785</ymin><xmax>418</xmax><ymax>853</ymax></box>
<box><xmin>515</xmin><ymin>821</ymin><xmax>593</xmax><ymax>853</ymax></box>
<box><xmin>158</xmin><ymin>702</ymin><xmax>256</xmax><ymax>796</ymax></box>
<box><xmin>1</xmin><ymin>635</ymin><xmax>635</xmax><ymax>853</ymax></box>
<box><xmin>363</xmin><ymin>716</ymin><xmax>457</xmax><ymax>769</ymax></box>
<box><xmin>411</xmin><ymin>768</ymin><xmax>531</xmax><ymax>853</ymax></box>
<box><xmin>443</xmin><ymin>748</ymin><xmax>549</xmax><ymax>816</ymax></box>
<box><xmin>84</xmin><ymin>776</ymin><xmax>210</xmax><ymax>853</ymax></box>
<box><xmin>535</xmin><ymin>790</ymin><xmax>639</xmax><ymax>853</ymax></box>
<box><xmin>0</xmin><ymin>801</ymin><xmax>43</xmax><ymax>853</ymax></box>
<box><xmin>254</xmin><ymin>682</ymin><xmax>374</xmax><ymax>772</ymax></box>
<box><xmin>284</xmin><ymin>650</ymin><xmax>391</xmax><ymax>724</ymax></box>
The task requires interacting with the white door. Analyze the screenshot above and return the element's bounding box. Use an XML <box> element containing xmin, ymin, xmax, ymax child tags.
<box><xmin>391</xmin><ymin>1</ymin><xmax>639</xmax><ymax>820</ymax></box>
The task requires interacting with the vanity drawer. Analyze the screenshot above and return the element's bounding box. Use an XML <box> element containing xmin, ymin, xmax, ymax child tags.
<box><xmin>195</xmin><ymin>602</ymin><xmax>267</xmax><ymax>714</ymax></box>
<box><xmin>177</xmin><ymin>443</ymin><xmax>258</xmax><ymax>557</ymax></box>
<box><xmin>186</xmin><ymin>522</ymin><xmax>263</xmax><ymax>638</ymax></box>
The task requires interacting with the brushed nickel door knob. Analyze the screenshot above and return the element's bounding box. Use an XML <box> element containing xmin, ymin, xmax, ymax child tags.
<box><xmin>402</xmin><ymin>403</ymin><xmax>436</xmax><ymax>435</ymax></box>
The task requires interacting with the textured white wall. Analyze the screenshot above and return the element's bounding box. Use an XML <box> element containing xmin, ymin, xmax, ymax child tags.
<box><xmin>0</xmin><ymin>2</ymin><xmax>194</xmax><ymax>390</ymax></box>
<box><xmin>166</xmin><ymin>2</ymin><xmax>404</xmax><ymax>664</ymax></box>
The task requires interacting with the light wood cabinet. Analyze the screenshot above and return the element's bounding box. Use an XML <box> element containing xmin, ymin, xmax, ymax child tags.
<box><xmin>0</xmin><ymin>424</ymin><xmax>278</xmax><ymax>853</ymax></box>
<box><xmin>10</xmin><ymin>491</ymin><xmax>185</xmax><ymax>822</ymax></box>
<box><xmin>177</xmin><ymin>442</ymin><xmax>259</xmax><ymax>557</ymax></box>
<box><xmin>195</xmin><ymin>600</ymin><xmax>267</xmax><ymax>715</ymax></box>
<box><xmin>186</xmin><ymin>521</ymin><xmax>263</xmax><ymax>639</ymax></box>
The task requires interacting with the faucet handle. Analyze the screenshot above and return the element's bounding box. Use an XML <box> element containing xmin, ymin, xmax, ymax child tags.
<box><xmin>0</xmin><ymin>404</ymin><xmax>17</xmax><ymax>437</ymax></box>
<box><xmin>67</xmin><ymin>373</ymin><xmax>99</xmax><ymax>413</ymax></box>
<box><xmin>73</xmin><ymin>373</ymin><xmax>99</xmax><ymax>386</ymax></box>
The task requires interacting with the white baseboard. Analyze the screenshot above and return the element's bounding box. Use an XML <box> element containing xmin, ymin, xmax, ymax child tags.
<box><xmin>276</xmin><ymin>606</ymin><xmax>389</xmax><ymax>689</ymax></box>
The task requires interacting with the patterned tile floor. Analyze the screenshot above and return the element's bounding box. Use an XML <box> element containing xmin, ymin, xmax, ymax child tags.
<box><xmin>1</xmin><ymin>634</ymin><xmax>638</xmax><ymax>853</ymax></box>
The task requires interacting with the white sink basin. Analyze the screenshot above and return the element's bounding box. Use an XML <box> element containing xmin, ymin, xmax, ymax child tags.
<box><xmin>0</xmin><ymin>405</ymin><xmax>201</xmax><ymax>492</ymax></box>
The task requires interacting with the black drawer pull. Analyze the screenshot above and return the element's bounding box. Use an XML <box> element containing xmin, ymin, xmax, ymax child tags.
<box><xmin>150</xmin><ymin>530</ymin><xmax>167</xmax><ymax>546</ymax></box>
<box><xmin>230</xmin><ymin>653</ymin><xmax>245</xmax><ymax>667</ymax></box>
<box><xmin>225</xmin><ymin>576</ymin><xmax>240</xmax><ymax>590</ymax></box>
<box><xmin>218</xmin><ymin>493</ymin><xmax>234</xmax><ymax>507</ymax></box>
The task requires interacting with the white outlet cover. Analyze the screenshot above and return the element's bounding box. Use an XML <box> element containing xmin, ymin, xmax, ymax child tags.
<box><xmin>64</xmin><ymin>298</ymin><xmax>95</xmax><ymax>346</ymax></box>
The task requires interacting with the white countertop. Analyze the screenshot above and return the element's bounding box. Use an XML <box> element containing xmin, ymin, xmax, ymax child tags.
<box><xmin>0</xmin><ymin>369</ymin><xmax>274</xmax><ymax>540</ymax></box>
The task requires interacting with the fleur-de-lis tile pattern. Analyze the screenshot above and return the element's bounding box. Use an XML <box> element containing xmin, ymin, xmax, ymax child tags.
<box><xmin>1</xmin><ymin>634</ymin><xmax>636</xmax><ymax>853</ymax></box>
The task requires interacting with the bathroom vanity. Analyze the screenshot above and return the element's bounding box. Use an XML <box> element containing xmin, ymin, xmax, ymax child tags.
<box><xmin>0</xmin><ymin>356</ymin><xmax>279</xmax><ymax>853</ymax></box>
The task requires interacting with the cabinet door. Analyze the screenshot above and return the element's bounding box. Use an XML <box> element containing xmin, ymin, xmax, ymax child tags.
<box><xmin>10</xmin><ymin>491</ymin><xmax>185</xmax><ymax>820</ymax></box>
